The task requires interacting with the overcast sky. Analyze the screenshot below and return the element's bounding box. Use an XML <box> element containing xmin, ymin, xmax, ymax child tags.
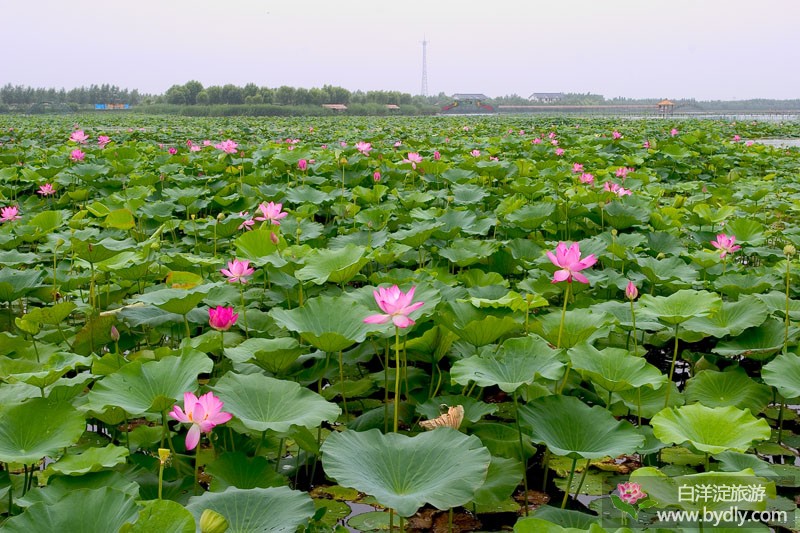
<box><xmin>5</xmin><ymin>0</ymin><xmax>799</xmax><ymax>100</ymax></box>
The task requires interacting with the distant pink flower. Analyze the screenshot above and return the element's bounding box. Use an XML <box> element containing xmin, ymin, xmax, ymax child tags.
<box><xmin>237</xmin><ymin>212</ymin><xmax>254</xmax><ymax>231</ymax></box>
<box><xmin>733</xmin><ymin>134</ymin><xmax>741</xmax><ymax>142</ymax></box>
<box><xmin>711</xmin><ymin>233</ymin><xmax>741</xmax><ymax>258</ymax></box>
<box><xmin>551</xmin><ymin>139</ymin><xmax>559</xmax><ymax>146</ymax></box>
<box><xmin>617</xmin><ymin>482</ymin><xmax>647</xmax><ymax>505</ymax></box>
<box><xmin>355</xmin><ymin>141</ymin><xmax>372</xmax><ymax>155</ymax></box>
<box><xmin>393</xmin><ymin>141</ymin><xmax>402</xmax><ymax>147</ymax></box>
<box><xmin>220</xmin><ymin>259</ymin><xmax>254</xmax><ymax>284</ymax></box>
<box><xmin>70</xmin><ymin>149</ymin><xmax>85</xmax><ymax>162</ymax></box>
<box><xmin>97</xmin><ymin>135</ymin><xmax>110</xmax><ymax>148</ymax></box>
<box><xmin>433</xmin><ymin>150</ymin><xmax>441</xmax><ymax>160</ymax></box>
<box><xmin>203</xmin><ymin>140</ymin><xmax>212</xmax><ymax>146</ymax></box>
<box><xmin>168</xmin><ymin>147</ymin><xmax>178</xmax><ymax>155</ymax></box>
<box><xmin>745</xmin><ymin>140</ymin><xmax>754</xmax><ymax>147</ymax></box>
<box><xmin>579</xmin><ymin>172</ymin><xmax>595</xmax><ymax>185</ymax></box>
<box><xmin>37</xmin><ymin>183</ymin><xmax>56</xmax><ymax>196</ymax></box>
<box><xmin>548</xmin><ymin>132</ymin><xmax>557</xmax><ymax>139</ymax></box>
<box><xmin>215</xmin><ymin>139</ymin><xmax>238</xmax><ymax>153</ymax></box>
<box><xmin>321</xmin><ymin>144</ymin><xmax>328</xmax><ymax>150</ymax></box>
<box><xmin>572</xmin><ymin>163</ymin><xmax>584</xmax><ymax>173</ymax></box>
<box><xmin>555</xmin><ymin>148</ymin><xmax>565</xmax><ymax>156</ymax></box>
<box><xmin>340</xmin><ymin>141</ymin><xmax>348</xmax><ymax>148</ymax></box>
<box><xmin>298</xmin><ymin>159</ymin><xmax>308</xmax><ymax>171</ymax></box>
<box><xmin>190</xmin><ymin>145</ymin><xmax>201</xmax><ymax>152</ymax></box>
<box><xmin>463</xmin><ymin>126</ymin><xmax>470</xmax><ymax>131</ymax></box>
<box><xmin>69</xmin><ymin>130</ymin><xmax>88</xmax><ymax>144</ymax></box>
<box><xmin>546</xmin><ymin>242</ymin><xmax>597</xmax><ymax>284</ymax></box>
<box><xmin>643</xmin><ymin>140</ymin><xmax>651</xmax><ymax>149</ymax></box>
<box><xmin>612</xmin><ymin>130</ymin><xmax>622</xmax><ymax>139</ymax></box>
<box><xmin>615</xmin><ymin>167</ymin><xmax>632</xmax><ymax>179</ymax></box>
<box><xmin>625</xmin><ymin>281</ymin><xmax>638</xmax><ymax>300</ymax></box>
<box><xmin>489</xmin><ymin>156</ymin><xmax>499</xmax><ymax>161</ymax></box>
<box><xmin>169</xmin><ymin>392</ymin><xmax>232</xmax><ymax>451</ymax></box>
<box><xmin>604</xmin><ymin>182</ymin><xmax>632</xmax><ymax>197</ymax></box>
<box><xmin>519</xmin><ymin>130</ymin><xmax>525</xmax><ymax>135</ymax></box>
<box><xmin>186</xmin><ymin>140</ymin><xmax>194</xmax><ymax>147</ymax></box>
<box><xmin>363</xmin><ymin>285</ymin><xmax>424</xmax><ymax>328</ymax></box>
<box><xmin>254</xmin><ymin>201</ymin><xmax>287</xmax><ymax>225</ymax></box>
<box><xmin>532</xmin><ymin>137</ymin><xmax>542</xmax><ymax>144</ymax></box>
<box><xmin>209</xmin><ymin>306</ymin><xmax>238</xmax><ymax>331</ymax></box>
<box><xmin>470</xmin><ymin>149</ymin><xmax>481</xmax><ymax>157</ymax></box>
<box><xmin>0</xmin><ymin>206</ymin><xmax>21</xmax><ymax>222</ymax></box>
<box><xmin>373</xmin><ymin>171</ymin><xmax>381</xmax><ymax>182</ymax></box>
<box><xmin>670</xmin><ymin>128</ymin><xmax>679</xmax><ymax>136</ymax></box>
<box><xmin>402</xmin><ymin>152</ymin><xmax>423</xmax><ymax>169</ymax></box>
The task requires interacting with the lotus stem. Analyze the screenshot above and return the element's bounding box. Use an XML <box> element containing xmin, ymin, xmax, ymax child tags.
<box><xmin>561</xmin><ymin>456</ymin><xmax>578</xmax><ymax>508</ymax></box>
<box><xmin>338</xmin><ymin>350</ymin><xmax>348</xmax><ymax>419</ymax></box>
<box><xmin>512</xmin><ymin>392</ymin><xmax>530</xmax><ymax>516</ymax></box>
<box><xmin>664</xmin><ymin>323</ymin><xmax>680</xmax><ymax>408</ymax></box>
<box><xmin>541</xmin><ymin>449</ymin><xmax>551</xmax><ymax>491</ymax></box>
<box><xmin>556</xmin><ymin>283</ymin><xmax>570</xmax><ymax>349</ymax></box>
<box><xmin>158</xmin><ymin>457</ymin><xmax>165</xmax><ymax>499</ymax></box>
<box><xmin>629</xmin><ymin>299</ymin><xmax>638</xmax><ymax>355</ymax></box>
<box><xmin>393</xmin><ymin>327</ymin><xmax>401</xmax><ymax>433</ymax></box>
<box><xmin>573</xmin><ymin>458</ymin><xmax>592</xmax><ymax>503</ymax></box>
<box><xmin>239</xmin><ymin>283</ymin><xmax>248</xmax><ymax>339</ymax></box>
<box><xmin>276</xmin><ymin>438</ymin><xmax>284</xmax><ymax>472</ymax></box>
<box><xmin>785</xmin><ymin>256</ymin><xmax>791</xmax><ymax>354</ymax></box>
<box><xmin>384</xmin><ymin>339</ymin><xmax>390</xmax><ymax>433</ymax></box>
<box><xmin>777</xmin><ymin>397</ymin><xmax>785</xmax><ymax>445</ymax></box>
<box><xmin>194</xmin><ymin>444</ymin><xmax>201</xmax><ymax>494</ymax></box>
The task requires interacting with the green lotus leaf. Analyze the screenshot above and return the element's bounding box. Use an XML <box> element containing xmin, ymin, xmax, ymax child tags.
<box><xmin>714</xmin><ymin>273</ymin><xmax>779</xmax><ymax>298</ymax></box>
<box><xmin>0</xmin><ymin>398</ymin><xmax>86</xmax><ymax>464</ymax></box>
<box><xmin>416</xmin><ymin>395</ymin><xmax>497</xmax><ymax>424</ymax></box>
<box><xmin>630</xmin><ymin>466</ymin><xmax>775</xmax><ymax>513</ymax></box>
<box><xmin>723</xmin><ymin>218</ymin><xmax>766</xmax><ymax>245</ymax></box>
<box><xmin>104</xmin><ymin>208</ymin><xmax>136</xmax><ymax>230</ymax></box>
<box><xmin>233</xmin><ymin>229</ymin><xmax>284</xmax><ymax>266</ymax></box>
<box><xmin>212</xmin><ymin>372</ymin><xmax>340</xmax><ymax>433</ymax></box>
<box><xmin>440</xmin><ymin>300</ymin><xmax>520</xmax><ymax>347</ymax></box>
<box><xmin>639</xmin><ymin>289</ymin><xmax>721</xmax><ymax>325</ymax></box>
<box><xmin>515</xmin><ymin>508</ymin><xmax>603</xmax><ymax>532</ymax></box>
<box><xmin>519</xmin><ymin>395</ymin><xmax>643</xmax><ymax>459</ymax></box>
<box><xmin>451</xmin><ymin>335</ymin><xmax>564</xmax><ymax>392</ymax></box>
<box><xmin>754</xmin><ymin>291</ymin><xmax>800</xmax><ymax>320</ymax></box>
<box><xmin>713</xmin><ymin>451</ymin><xmax>778</xmax><ymax>478</ymax></box>
<box><xmin>28</xmin><ymin>210</ymin><xmax>64</xmax><ymax>234</ymax></box>
<box><xmin>135</xmin><ymin>283</ymin><xmax>214</xmax><ymax>316</ymax></box>
<box><xmin>569</xmin><ymin>343</ymin><xmax>666</xmax><ymax>393</ymax></box>
<box><xmin>22</xmin><ymin>301</ymin><xmax>77</xmax><ymax>325</ymax></box>
<box><xmin>270</xmin><ymin>295</ymin><xmax>375</xmax><ymax>352</ymax></box>
<box><xmin>321</xmin><ymin>428</ymin><xmax>491</xmax><ymax>517</ymax></box>
<box><xmin>470</xmin><ymin>422</ymin><xmax>537</xmax><ymax>460</ymax></box>
<box><xmin>712</xmin><ymin>318</ymin><xmax>793</xmax><ymax>359</ymax></box>
<box><xmin>72</xmin><ymin>163</ymin><xmax>111</xmax><ymax>181</ymax></box>
<box><xmin>438</xmin><ymin>238</ymin><xmax>500</xmax><ymax>267</ymax></box>
<box><xmin>3</xmin><ymin>487</ymin><xmax>138</xmax><ymax>533</ymax></box>
<box><xmin>122</xmin><ymin>499</ymin><xmax>195</xmax><ymax>533</ymax></box>
<box><xmin>295</xmin><ymin>244</ymin><xmax>369</xmax><ymax>285</ymax></box>
<box><xmin>86</xmin><ymin>350</ymin><xmax>213</xmax><ymax>415</ymax></box>
<box><xmin>651</xmin><ymin>404</ymin><xmax>772</xmax><ymax>454</ymax></box>
<box><xmin>0</xmin><ymin>267</ymin><xmax>45</xmax><ymax>302</ymax></box>
<box><xmin>617</xmin><ymin>382</ymin><xmax>684</xmax><ymax>419</ymax></box>
<box><xmin>530</xmin><ymin>308</ymin><xmax>614</xmax><ymax>349</ymax></box>
<box><xmin>505</xmin><ymin>203</ymin><xmax>556</xmax><ymax>230</ymax></box>
<box><xmin>44</xmin><ymin>443</ymin><xmax>129</xmax><ymax>478</ymax></box>
<box><xmin>684</xmin><ymin>368</ymin><xmax>771</xmax><ymax>413</ymax></box>
<box><xmin>682</xmin><ymin>296</ymin><xmax>769</xmax><ymax>338</ymax></box>
<box><xmin>223</xmin><ymin>336</ymin><xmax>306</xmax><ymax>373</ymax></box>
<box><xmin>391</xmin><ymin>221</ymin><xmax>443</xmax><ymax>248</ymax></box>
<box><xmin>471</xmin><ymin>455</ymin><xmax>523</xmax><ymax>507</ymax></box>
<box><xmin>186</xmin><ymin>486</ymin><xmax>314</xmax><ymax>533</ymax></box>
<box><xmin>762</xmin><ymin>351</ymin><xmax>800</xmax><ymax>399</ymax></box>
<box><xmin>17</xmin><ymin>470</ymin><xmax>139</xmax><ymax>508</ymax></box>
<box><xmin>0</xmin><ymin>351</ymin><xmax>92</xmax><ymax>389</ymax></box>
<box><xmin>636</xmin><ymin>256</ymin><xmax>698</xmax><ymax>286</ymax></box>
<box><xmin>71</xmin><ymin>236</ymin><xmax>136</xmax><ymax>263</ymax></box>
<box><xmin>205</xmin><ymin>452</ymin><xmax>287</xmax><ymax>491</ymax></box>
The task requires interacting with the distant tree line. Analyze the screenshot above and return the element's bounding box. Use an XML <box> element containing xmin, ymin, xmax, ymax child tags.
<box><xmin>0</xmin><ymin>84</ymin><xmax>143</xmax><ymax>105</ymax></box>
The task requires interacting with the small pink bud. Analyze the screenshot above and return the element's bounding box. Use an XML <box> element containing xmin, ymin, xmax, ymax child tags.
<box><xmin>110</xmin><ymin>325</ymin><xmax>120</xmax><ymax>342</ymax></box>
<box><xmin>625</xmin><ymin>281</ymin><xmax>638</xmax><ymax>300</ymax></box>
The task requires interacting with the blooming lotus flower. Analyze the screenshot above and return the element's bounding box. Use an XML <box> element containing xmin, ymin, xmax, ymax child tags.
<box><xmin>69</xmin><ymin>130</ymin><xmax>88</xmax><ymax>144</ymax></box>
<box><xmin>551</xmin><ymin>139</ymin><xmax>559</xmax><ymax>146</ymax></box>
<box><xmin>209</xmin><ymin>306</ymin><xmax>238</xmax><ymax>331</ymax></box>
<box><xmin>190</xmin><ymin>145</ymin><xmax>201</xmax><ymax>152</ymax></box>
<box><xmin>670</xmin><ymin>128</ymin><xmax>679</xmax><ymax>136</ymax></box>
<box><xmin>340</xmin><ymin>141</ymin><xmax>348</xmax><ymax>148</ymax></box>
<box><xmin>617</xmin><ymin>482</ymin><xmax>647</xmax><ymax>505</ymax></box>
<box><xmin>579</xmin><ymin>172</ymin><xmax>595</xmax><ymax>185</ymax></box>
<box><xmin>604</xmin><ymin>182</ymin><xmax>632</xmax><ymax>197</ymax></box>
<box><xmin>220</xmin><ymin>259</ymin><xmax>254</xmax><ymax>284</ymax></box>
<box><xmin>70</xmin><ymin>149</ymin><xmax>85</xmax><ymax>162</ymax></box>
<box><xmin>254</xmin><ymin>201</ymin><xmax>287</xmax><ymax>225</ymax></box>
<box><xmin>169</xmin><ymin>392</ymin><xmax>232</xmax><ymax>451</ymax></box>
<box><xmin>733</xmin><ymin>134</ymin><xmax>741</xmax><ymax>141</ymax></box>
<box><xmin>402</xmin><ymin>152</ymin><xmax>423</xmax><ymax>169</ymax></box>
<box><xmin>572</xmin><ymin>163</ymin><xmax>584</xmax><ymax>173</ymax></box>
<box><xmin>612</xmin><ymin>130</ymin><xmax>622</xmax><ymax>139</ymax></box>
<box><xmin>555</xmin><ymin>148</ymin><xmax>565</xmax><ymax>156</ymax></box>
<box><xmin>643</xmin><ymin>140</ymin><xmax>651</xmax><ymax>149</ymax></box>
<box><xmin>625</xmin><ymin>281</ymin><xmax>638</xmax><ymax>300</ymax></box>
<box><xmin>237</xmin><ymin>211</ymin><xmax>254</xmax><ymax>231</ymax></box>
<box><xmin>711</xmin><ymin>233</ymin><xmax>741</xmax><ymax>258</ymax></box>
<box><xmin>215</xmin><ymin>139</ymin><xmax>238</xmax><ymax>153</ymax></box>
<box><xmin>0</xmin><ymin>206</ymin><xmax>21</xmax><ymax>222</ymax></box>
<box><xmin>546</xmin><ymin>242</ymin><xmax>597</xmax><ymax>284</ymax></box>
<box><xmin>168</xmin><ymin>147</ymin><xmax>177</xmax><ymax>155</ymax></box>
<box><xmin>470</xmin><ymin>149</ymin><xmax>481</xmax><ymax>157</ymax></box>
<box><xmin>98</xmin><ymin>135</ymin><xmax>110</xmax><ymax>147</ymax></box>
<box><xmin>745</xmin><ymin>140</ymin><xmax>754</xmax><ymax>147</ymax></box>
<box><xmin>615</xmin><ymin>167</ymin><xmax>630</xmax><ymax>179</ymax></box>
<box><xmin>433</xmin><ymin>150</ymin><xmax>441</xmax><ymax>160</ymax></box>
<box><xmin>363</xmin><ymin>285</ymin><xmax>424</xmax><ymax>328</ymax></box>
<box><xmin>355</xmin><ymin>141</ymin><xmax>372</xmax><ymax>155</ymax></box>
<box><xmin>298</xmin><ymin>159</ymin><xmax>308</xmax><ymax>171</ymax></box>
<box><xmin>532</xmin><ymin>137</ymin><xmax>542</xmax><ymax>144</ymax></box>
<box><xmin>203</xmin><ymin>140</ymin><xmax>212</xmax><ymax>146</ymax></box>
<box><xmin>37</xmin><ymin>183</ymin><xmax>56</xmax><ymax>196</ymax></box>
<box><xmin>548</xmin><ymin>132</ymin><xmax>557</xmax><ymax>139</ymax></box>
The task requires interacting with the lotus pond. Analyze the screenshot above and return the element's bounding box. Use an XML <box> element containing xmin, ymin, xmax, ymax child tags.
<box><xmin>0</xmin><ymin>114</ymin><xmax>799</xmax><ymax>532</ymax></box>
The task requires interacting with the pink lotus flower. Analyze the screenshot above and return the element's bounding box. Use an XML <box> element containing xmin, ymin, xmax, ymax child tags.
<box><xmin>433</xmin><ymin>150</ymin><xmax>441</xmax><ymax>160</ymax></box>
<box><xmin>745</xmin><ymin>140</ymin><xmax>754</xmax><ymax>147</ymax></box>
<box><xmin>670</xmin><ymin>128</ymin><xmax>679</xmax><ymax>136</ymax></box>
<box><xmin>70</xmin><ymin>149</ymin><xmax>85</xmax><ymax>162</ymax></box>
<box><xmin>237</xmin><ymin>211</ymin><xmax>255</xmax><ymax>231</ymax></box>
<box><xmin>69</xmin><ymin>130</ymin><xmax>88</xmax><ymax>144</ymax></box>
<box><xmin>711</xmin><ymin>233</ymin><xmax>741</xmax><ymax>258</ymax></box>
<box><xmin>298</xmin><ymin>159</ymin><xmax>308</xmax><ymax>171</ymax></box>
<box><xmin>0</xmin><ymin>206</ymin><xmax>21</xmax><ymax>222</ymax></box>
<box><xmin>555</xmin><ymin>148</ymin><xmax>565</xmax><ymax>156</ymax></box>
<box><xmin>169</xmin><ymin>392</ymin><xmax>232</xmax><ymax>451</ymax></box>
<box><xmin>470</xmin><ymin>149</ymin><xmax>481</xmax><ymax>157</ymax></box>
<box><xmin>203</xmin><ymin>140</ymin><xmax>212</xmax><ymax>146</ymax></box>
<box><xmin>604</xmin><ymin>182</ymin><xmax>632</xmax><ymax>197</ymax></box>
<box><xmin>579</xmin><ymin>172</ymin><xmax>595</xmax><ymax>185</ymax></box>
<box><xmin>254</xmin><ymin>201</ymin><xmax>287</xmax><ymax>225</ymax></box>
<box><xmin>733</xmin><ymin>134</ymin><xmax>741</xmax><ymax>141</ymax></box>
<box><xmin>548</xmin><ymin>132</ymin><xmax>557</xmax><ymax>139</ymax></box>
<box><xmin>551</xmin><ymin>139</ymin><xmax>559</xmax><ymax>146</ymax></box>
<box><xmin>643</xmin><ymin>140</ymin><xmax>651</xmax><ymax>149</ymax></box>
<box><xmin>215</xmin><ymin>139</ymin><xmax>238</xmax><ymax>153</ymax></box>
<box><xmin>546</xmin><ymin>242</ymin><xmax>597</xmax><ymax>284</ymax></box>
<box><xmin>393</xmin><ymin>141</ymin><xmax>402</xmax><ymax>147</ymax></box>
<box><xmin>209</xmin><ymin>306</ymin><xmax>238</xmax><ymax>331</ymax></box>
<box><xmin>98</xmin><ymin>135</ymin><xmax>110</xmax><ymax>148</ymax></box>
<box><xmin>340</xmin><ymin>141</ymin><xmax>348</xmax><ymax>148</ymax></box>
<box><xmin>489</xmin><ymin>156</ymin><xmax>499</xmax><ymax>161</ymax></box>
<box><xmin>190</xmin><ymin>145</ymin><xmax>201</xmax><ymax>152</ymax></box>
<box><xmin>363</xmin><ymin>285</ymin><xmax>424</xmax><ymax>329</ymax></box>
<box><xmin>463</xmin><ymin>126</ymin><xmax>470</xmax><ymax>131</ymax></box>
<box><xmin>625</xmin><ymin>281</ymin><xmax>638</xmax><ymax>300</ymax></box>
<box><xmin>617</xmin><ymin>482</ymin><xmax>647</xmax><ymax>505</ymax></box>
<box><xmin>402</xmin><ymin>152</ymin><xmax>423</xmax><ymax>169</ymax></box>
<box><xmin>37</xmin><ymin>183</ymin><xmax>56</xmax><ymax>196</ymax></box>
<box><xmin>572</xmin><ymin>163</ymin><xmax>584</xmax><ymax>173</ymax></box>
<box><xmin>612</xmin><ymin>130</ymin><xmax>622</xmax><ymax>139</ymax></box>
<box><xmin>221</xmin><ymin>259</ymin><xmax>254</xmax><ymax>284</ymax></box>
<box><xmin>356</xmin><ymin>141</ymin><xmax>372</xmax><ymax>155</ymax></box>
<box><xmin>532</xmin><ymin>137</ymin><xmax>542</xmax><ymax>145</ymax></box>
<box><xmin>168</xmin><ymin>147</ymin><xmax>178</xmax><ymax>155</ymax></box>
<box><xmin>373</xmin><ymin>171</ymin><xmax>381</xmax><ymax>182</ymax></box>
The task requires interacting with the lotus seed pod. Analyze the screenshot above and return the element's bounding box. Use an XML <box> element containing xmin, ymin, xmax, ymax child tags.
<box><xmin>784</xmin><ymin>244</ymin><xmax>796</xmax><ymax>257</ymax></box>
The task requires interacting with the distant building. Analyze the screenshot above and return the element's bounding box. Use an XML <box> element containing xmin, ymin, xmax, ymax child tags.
<box><xmin>452</xmin><ymin>93</ymin><xmax>489</xmax><ymax>101</ymax></box>
<box><xmin>94</xmin><ymin>103</ymin><xmax>130</xmax><ymax>110</ymax></box>
<box><xmin>322</xmin><ymin>104</ymin><xmax>347</xmax><ymax>111</ymax></box>
<box><xmin>657</xmin><ymin>99</ymin><xmax>675</xmax><ymax>115</ymax></box>
<box><xmin>441</xmin><ymin>93</ymin><xmax>494</xmax><ymax>113</ymax></box>
<box><xmin>528</xmin><ymin>92</ymin><xmax>564</xmax><ymax>103</ymax></box>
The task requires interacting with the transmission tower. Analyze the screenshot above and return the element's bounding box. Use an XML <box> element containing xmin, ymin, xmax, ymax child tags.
<box><xmin>420</xmin><ymin>37</ymin><xmax>429</xmax><ymax>97</ymax></box>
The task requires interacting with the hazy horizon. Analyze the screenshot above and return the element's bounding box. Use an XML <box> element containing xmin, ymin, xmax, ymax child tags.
<box><xmin>6</xmin><ymin>0</ymin><xmax>799</xmax><ymax>101</ymax></box>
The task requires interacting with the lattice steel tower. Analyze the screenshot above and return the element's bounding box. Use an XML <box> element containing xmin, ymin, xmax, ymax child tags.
<box><xmin>420</xmin><ymin>37</ymin><xmax>429</xmax><ymax>97</ymax></box>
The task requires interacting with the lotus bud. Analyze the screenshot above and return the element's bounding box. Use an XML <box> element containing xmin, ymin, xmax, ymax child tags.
<box><xmin>270</xmin><ymin>232</ymin><xmax>279</xmax><ymax>245</ymax></box>
<box><xmin>784</xmin><ymin>244</ymin><xmax>796</xmax><ymax>257</ymax></box>
<box><xmin>110</xmin><ymin>325</ymin><xmax>120</xmax><ymax>342</ymax></box>
<box><xmin>339</xmin><ymin>157</ymin><xmax>348</xmax><ymax>166</ymax></box>
<box><xmin>200</xmin><ymin>509</ymin><xmax>229</xmax><ymax>533</ymax></box>
<box><xmin>625</xmin><ymin>281</ymin><xmax>638</xmax><ymax>301</ymax></box>
<box><xmin>217</xmin><ymin>213</ymin><xmax>225</xmax><ymax>221</ymax></box>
